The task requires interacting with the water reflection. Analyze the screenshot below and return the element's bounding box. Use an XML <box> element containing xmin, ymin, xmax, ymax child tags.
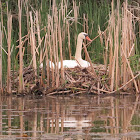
<box><xmin>0</xmin><ymin>95</ymin><xmax>139</xmax><ymax>139</ymax></box>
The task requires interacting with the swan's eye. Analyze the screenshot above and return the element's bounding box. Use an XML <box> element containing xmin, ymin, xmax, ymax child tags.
<box><xmin>84</xmin><ymin>34</ymin><xmax>88</xmax><ymax>37</ymax></box>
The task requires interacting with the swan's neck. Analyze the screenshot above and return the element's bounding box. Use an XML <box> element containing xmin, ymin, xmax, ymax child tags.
<box><xmin>75</xmin><ymin>37</ymin><xmax>83</xmax><ymax>60</ymax></box>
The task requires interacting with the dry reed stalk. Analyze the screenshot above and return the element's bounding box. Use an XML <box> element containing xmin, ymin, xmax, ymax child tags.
<box><xmin>138</xmin><ymin>20</ymin><xmax>140</xmax><ymax>38</ymax></box>
<box><xmin>110</xmin><ymin>0</ymin><xmax>117</xmax><ymax>91</ymax></box>
<box><xmin>7</xmin><ymin>11</ymin><xmax>12</xmax><ymax>94</ymax></box>
<box><xmin>107</xmin><ymin>0</ymin><xmax>115</xmax><ymax>91</ymax></box>
<box><xmin>0</xmin><ymin>22</ymin><xmax>2</xmax><ymax>92</ymax></box>
<box><xmin>86</xmin><ymin>15</ymin><xmax>89</xmax><ymax>34</ymax></box>
<box><xmin>73</xmin><ymin>0</ymin><xmax>79</xmax><ymax>47</ymax></box>
<box><xmin>36</xmin><ymin>11</ymin><xmax>42</xmax><ymax>64</ymax></box>
<box><xmin>108</xmin><ymin>26</ymin><xmax>113</xmax><ymax>89</ymax></box>
<box><xmin>18</xmin><ymin>0</ymin><xmax>24</xmax><ymax>93</ymax></box>
<box><xmin>61</xmin><ymin>0</ymin><xmax>65</xmax><ymax>21</ymax></box>
<box><xmin>98</xmin><ymin>26</ymin><xmax>103</xmax><ymax>46</ymax></box>
<box><xmin>110</xmin><ymin>21</ymin><xmax>120</xmax><ymax>91</ymax></box>
<box><xmin>58</xmin><ymin>11</ymin><xmax>64</xmax><ymax>84</ymax></box>
<box><xmin>82</xmin><ymin>43</ymin><xmax>97</xmax><ymax>77</ymax></box>
<box><xmin>82</xmin><ymin>14</ymin><xmax>87</xmax><ymax>60</ymax></box>
<box><xmin>104</xmin><ymin>32</ymin><xmax>108</xmax><ymax>70</ymax></box>
<box><xmin>121</xmin><ymin>2</ymin><xmax>128</xmax><ymax>89</ymax></box>
<box><xmin>138</xmin><ymin>79</ymin><xmax>140</xmax><ymax>92</ymax></box>
<box><xmin>83</xmin><ymin>14</ymin><xmax>86</xmax><ymax>33</ymax></box>
<box><xmin>115</xmin><ymin>25</ymin><xmax>119</xmax><ymax>89</ymax></box>
<box><xmin>62</xmin><ymin>30</ymin><xmax>66</xmax><ymax>60</ymax></box>
<box><xmin>47</xmin><ymin>16</ymin><xmax>55</xmax><ymax>87</ymax></box>
<box><xmin>115</xmin><ymin>2</ymin><xmax>120</xmax><ymax>89</ymax></box>
<box><xmin>55</xmin><ymin>10</ymin><xmax>59</xmax><ymax>88</ymax></box>
<box><xmin>62</xmin><ymin>0</ymin><xmax>68</xmax><ymax>60</ymax></box>
<box><xmin>29</xmin><ymin>11</ymin><xmax>37</xmax><ymax>76</ymax></box>
<box><xmin>61</xmin><ymin>24</ymin><xmax>66</xmax><ymax>60</ymax></box>
<box><xmin>0</xmin><ymin>0</ymin><xmax>3</xmax><ymax>27</ymax></box>
<box><xmin>24</xmin><ymin>0</ymin><xmax>30</xmax><ymax>61</ymax></box>
<box><xmin>83</xmin><ymin>14</ymin><xmax>88</xmax><ymax>60</ymax></box>
<box><xmin>60</xmin><ymin>1</ymin><xmax>67</xmax><ymax>61</ymax></box>
<box><xmin>73</xmin><ymin>0</ymin><xmax>78</xmax><ymax>31</ymax></box>
<box><xmin>67</xmin><ymin>21</ymin><xmax>72</xmax><ymax>60</ymax></box>
<box><xmin>64</xmin><ymin>0</ymin><xmax>68</xmax><ymax>19</ymax></box>
<box><xmin>44</xmin><ymin>33</ymin><xmax>50</xmax><ymax>87</ymax></box>
<box><xmin>50</xmin><ymin>14</ymin><xmax>57</xmax><ymax>87</ymax></box>
<box><xmin>98</xmin><ymin>26</ymin><xmax>108</xmax><ymax>69</ymax></box>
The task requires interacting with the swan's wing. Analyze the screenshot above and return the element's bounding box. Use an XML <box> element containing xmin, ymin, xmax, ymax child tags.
<box><xmin>59</xmin><ymin>60</ymin><xmax>78</xmax><ymax>68</ymax></box>
<box><xmin>58</xmin><ymin>60</ymin><xmax>90</xmax><ymax>68</ymax></box>
<box><xmin>80</xmin><ymin>60</ymin><xmax>90</xmax><ymax>67</ymax></box>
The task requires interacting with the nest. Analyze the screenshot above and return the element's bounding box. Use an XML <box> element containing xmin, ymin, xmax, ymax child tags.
<box><xmin>10</xmin><ymin>64</ymin><xmax>113</xmax><ymax>95</ymax></box>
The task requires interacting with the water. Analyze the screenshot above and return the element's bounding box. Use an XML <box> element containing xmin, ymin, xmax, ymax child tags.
<box><xmin>0</xmin><ymin>95</ymin><xmax>140</xmax><ymax>140</ymax></box>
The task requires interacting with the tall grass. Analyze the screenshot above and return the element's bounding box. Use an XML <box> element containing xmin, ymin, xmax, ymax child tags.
<box><xmin>0</xmin><ymin>0</ymin><xmax>139</xmax><ymax>93</ymax></box>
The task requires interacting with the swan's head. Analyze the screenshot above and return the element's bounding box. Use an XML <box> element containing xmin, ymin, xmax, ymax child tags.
<box><xmin>78</xmin><ymin>32</ymin><xmax>92</xmax><ymax>42</ymax></box>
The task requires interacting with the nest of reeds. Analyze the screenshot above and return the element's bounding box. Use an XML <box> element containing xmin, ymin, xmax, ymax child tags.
<box><xmin>11</xmin><ymin>64</ymin><xmax>111</xmax><ymax>95</ymax></box>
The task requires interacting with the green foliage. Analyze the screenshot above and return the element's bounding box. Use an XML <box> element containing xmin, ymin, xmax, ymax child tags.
<box><xmin>129</xmin><ymin>55</ymin><xmax>140</xmax><ymax>72</ymax></box>
<box><xmin>79</xmin><ymin>0</ymin><xmax>110</xmax><ymax>63</ymax></box>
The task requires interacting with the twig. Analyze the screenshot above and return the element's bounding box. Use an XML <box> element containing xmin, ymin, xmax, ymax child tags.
<box><xmin>47</xmin><ymin>90</ymin><xmax>71</xmax><ymax>96</ymax></box>
<box><xmin>84</xmin><ymin>28</ymin><xmax>108</xmax><ymax>48</ymax></box>
<box><xmin>109</xmin><ymin>72</ymin><xmax>140</xmax><ymax>94</ymax></box>
<box><xmin>82</xmin><ymin>43</ymin><xmax>97</xmax><ymax>77</ymax></box>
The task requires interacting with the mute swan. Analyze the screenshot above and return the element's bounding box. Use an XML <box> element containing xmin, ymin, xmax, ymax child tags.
<box><xmin>58</xmin><ymin>32</ymin><xmax>92</xmax><ymax>68</ymax></box>
<box><xmin>40</xmin><ymin>32</ymin><xmax>92</xmax><ymax>69</ymax></box>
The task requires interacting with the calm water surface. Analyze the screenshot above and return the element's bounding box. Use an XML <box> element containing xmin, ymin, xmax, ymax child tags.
<box><xmin>0</xmin><ymin>95</ymin><xmax>140</xmax><ymax>140</ymax></box>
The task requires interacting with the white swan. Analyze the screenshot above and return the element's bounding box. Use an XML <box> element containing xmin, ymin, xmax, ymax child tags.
<box><xmin>40</xmin><ymin>32</ymin><xmax>92</xmax><ymax>69</ymax></box>
<box><xmin>58</xmin><ymin>32</ymin><xmax>92</xmax><ymax>68</ymax></box>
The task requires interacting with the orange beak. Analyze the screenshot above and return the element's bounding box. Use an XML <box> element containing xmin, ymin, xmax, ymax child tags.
<box><xmin>85</xmin><ymin>36</ymin><xmax>92</xmax><ymax>42</ymax></box>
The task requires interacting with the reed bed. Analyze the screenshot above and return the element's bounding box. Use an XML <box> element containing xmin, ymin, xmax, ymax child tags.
<box><xmin>0</xmin><ymin>0</ymin><xmax>139</xmax><ymax>95</ymax></box>
<box><xmin>99</xmin><ymin>0</ymin><xmax>140</xmax><ymax>93</ymax></box>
